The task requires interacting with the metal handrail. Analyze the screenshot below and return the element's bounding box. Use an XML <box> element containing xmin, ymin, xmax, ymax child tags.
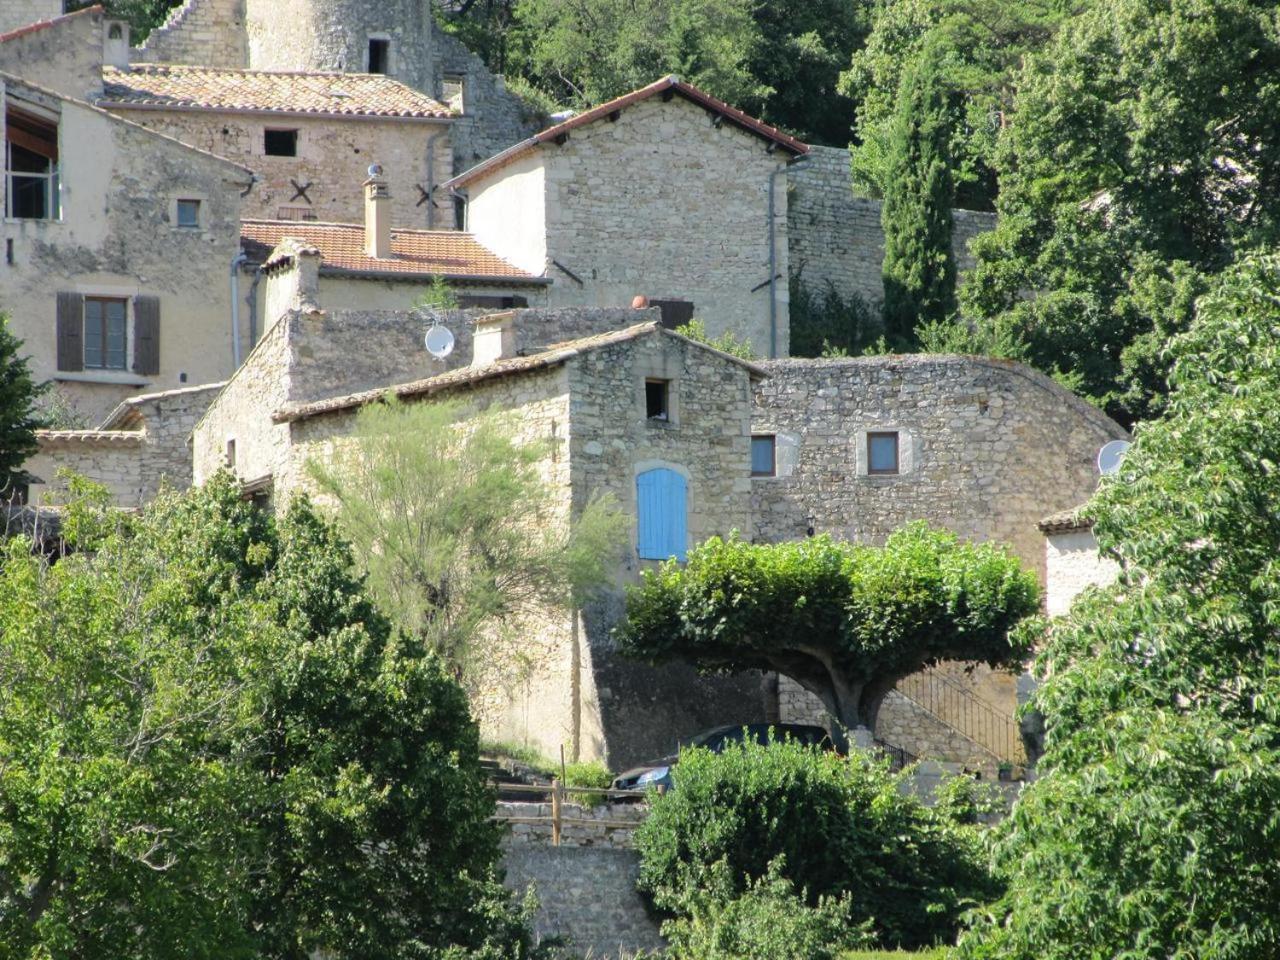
<box><xmin>895</xmin><ymin>667</ymin><xmax>1023</xmax><ymax>764</ymax></box>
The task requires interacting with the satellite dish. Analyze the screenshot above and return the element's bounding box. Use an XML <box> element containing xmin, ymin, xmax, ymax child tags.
<box><xmin>1097</xmin><ymin>439</ymin><xmax>1131</xmax><ymax>476</ymax></box>
<box><xmin>367</xmin><ymin>162</ymin><xmax>384</xmax><ymax>177</ymax></box>
<box><xmin>424</xmin><ymin>323</ymin><xmax>455</xmax><ymax>360</ymax></box>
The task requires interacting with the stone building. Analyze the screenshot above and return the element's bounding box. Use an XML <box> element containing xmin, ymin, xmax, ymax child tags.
<box><xmin>0</xmin><ymin>0</ymin><xmax>61</xmax><ymax>36</ymax></box>
<box><xmin>1</xmin><ymin>54</ymin><xmax>254</xmax><ymax>425</ymax></box>
<box><xmin>445</xmin><ymin>76</ymin><xmax>809</xmax><ymax>357</ymax></box>
<box><xmin>1039</xmin><ymin>508</ymin><xmax>1120</xmax><ymax>618</ymax></box>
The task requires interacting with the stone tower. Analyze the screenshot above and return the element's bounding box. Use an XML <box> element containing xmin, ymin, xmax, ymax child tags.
<box><xmin>244</xmin><ymin>0</ymin><xmax>434</xmax><ymax>91</ymax></box>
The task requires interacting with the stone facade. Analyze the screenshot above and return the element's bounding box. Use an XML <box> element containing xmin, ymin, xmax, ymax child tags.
<box><xmin>462</xmin><ymin>94</ymin><xmax>795</xmax><ymax>357</ymax></box>
<box><xmin>112</xmin><ymin>107</ymin><xmax>455</xmax><ymax>229</ymax></box>
<box><xmin>0</xmin><ymin>5</ymin><xmax>107</xmax><ymax>102</ymax></box>
<box><xmin>0</xmin><ymin>0</ymin><xmax>62</xmax><ymax>35</ymax></box>
<box><xmin>1043</xmin><ymin>524</ymin><xmax>1119</xmax><ymax>618</ymax></box>
<box><xmin>1</xmin><ymin>76</ymin><xmax>252</xmax><ymax>424</ymax></box>
<box><xmin>787</xmin><ymin>145</ymin><xmax>996</xmax><ymax>307</ymax></box>
<box><xmin>134</xmin><ymin>0</ymin><xmax>247</xmax><ymax>69</ymax></box>
<box><xmin>26</xmin><ymin>383</ymin><xmax>224</xmax><ymax>507</ymax></box>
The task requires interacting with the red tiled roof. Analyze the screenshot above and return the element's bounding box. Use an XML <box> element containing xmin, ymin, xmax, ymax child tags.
<box><xmin>1038</xmin><ymin>506</ymin><xmax>1095</xmax><ymax>534</ymax></box>
<box><xmin>101</xmin><ymin>65</ymin><xmax>453</xmax><ymax>120</ymax></box>
<box><xmin>445</xmin><ymin>75</ymin><xmax>809</xmax><ymax>189</ymax></box>
<box><xmin>0</xmin><ymin>4</ymin><xmax>100</xmax><ymax>44</ymax></box>
<box><xmin>240</xmin><ymin>219</ymin><xmax>548</xmax><ymax>284</ymax></box>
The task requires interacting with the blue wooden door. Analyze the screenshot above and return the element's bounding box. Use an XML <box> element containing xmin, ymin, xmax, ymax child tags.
<box><xmin>636</xmin><ymin>468</ymin><xmax>688</xmax><ymax>561</ymax></box>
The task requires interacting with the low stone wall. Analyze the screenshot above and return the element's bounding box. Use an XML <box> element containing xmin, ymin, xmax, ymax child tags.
<box><xmin>498</xmin><ymin>799</ymin><xmax>647</xmax><ymax>850</ymax></box>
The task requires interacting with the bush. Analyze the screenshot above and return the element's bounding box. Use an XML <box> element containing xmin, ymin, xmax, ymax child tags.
<box><xmin>664</xmin><ymin>859</ymin><xmax>873</xmax><ymax>960</ymax></box>
<box><xmin>562</xmin><ymin>760</ymin><xmax>613</xmax><ymax>808</ymax></box>
<box><xmin>789</xmin><ymin>278</ymin><xmax>881</xmax><ymax>358</ymax></box>
<box><xmin>635</xmin><ymin>739</ymin><xmax>998</xmax><ymax>949</ymax></box>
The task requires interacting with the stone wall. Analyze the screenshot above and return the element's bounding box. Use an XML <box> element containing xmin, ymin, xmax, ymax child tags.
<box><xmin>0</xmin><ymin>0</ymin><xmax>63</xmax><ymax>35</ymax></box>
<box><xmin>113</xmin><ymin>108</ymin><xmax>454</xmax><ymax>230</ymax></box>
<box><xmin>787</xmin><ymin>145</ymin><xmax>996</xmax><ymax>308</ymax></box>
<box><xmin>134</xmin><ymin>0</ymin><xmax>247</xmax><ymax>68</ymax></box>
<box><xmin>0</xmin><ymin>4</ymin><xmax>105</xmax><ymax>101</ymax></box>
<box><xmin>1044</xmin><ymin>526</ymin><xmax>1118</xmax><ymax>618</ymax></box>
<box><xmin>24</xmin><ymin>432</ymin><xmax>146</xmax><ymax>505</ymax></box>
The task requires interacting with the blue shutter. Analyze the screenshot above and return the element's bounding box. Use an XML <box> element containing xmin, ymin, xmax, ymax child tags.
<box><xmin>637</xmin><ymin>468</ymin><xmax>688</xmax><ymax>561</ymax></box>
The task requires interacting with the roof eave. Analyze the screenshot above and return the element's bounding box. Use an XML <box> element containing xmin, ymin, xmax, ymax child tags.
<box><xmin>100</xmin><ymin>100</ymin><xmax>455</xmax><ymax>123</ymax></box>
<box><xmin>316</xmin><ymin>265</ymin><xmax>550</xmax><ymax>286</ymax></box>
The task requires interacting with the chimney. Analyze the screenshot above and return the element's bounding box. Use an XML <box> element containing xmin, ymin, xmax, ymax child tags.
<box><xmin>473</xmin><ymin>311</ymin><xmax>517</xmax><ymax>366</ymax></box>
<box><xmin>363</xmin><ymin>164</ymin><xmax>392</xmax><ymax>259</ymax></box>
<box><xmin>104</xmin><ymin>20</ymin><xmax>131</xmax><ymax>69</ymax></box>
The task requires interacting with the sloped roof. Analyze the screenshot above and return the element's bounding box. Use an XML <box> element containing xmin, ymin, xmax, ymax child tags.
<box><xmin>0</xmin><ymin>4</ymin><xmax>100</xmax><ymax>44</ymax></box>
<box><xmin>1038</xmin><ymin>506</ymin><xmax>1094</xmax><ymax>534</ymax></box>
<box><xmin>99</xmin><ymin>382</ymin><xmax>227</xmax><ymax>430</ymax></box>
<box><xmin>240</xmin><ymin>220</ymin><xmax>548</xmax><ymax>285</ymax></box>
<box><xmin>445</xmin><ymin>75</ymin><xmax>808</xmax><ymax>189</ymax></box>
<box><xmin>101</xmin><ymin>65</ymin><xmax>453</xmax><ymax>120</ymax></box>
<box><xmin>275</xmin><ymin>321</ymin><xmax>768</xmax><ymax>424</ymax></box>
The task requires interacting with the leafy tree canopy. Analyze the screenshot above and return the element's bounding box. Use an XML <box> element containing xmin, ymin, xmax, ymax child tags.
<box><xmin>0</xmin><ymin>475</ymin><xmax>545</xmax><ymax>959</ymax></box>
<box><xmin>957</xmin><ymin>0</ymin><xmax>1280</xmax><ymax>426</ymax></box>
<box><xmin>957</xmin><ymin>254</ymin><xmax>1280</xmax><ymax>958</ymax></box>
<box><xmin>65</xmin><ymin>0</ymin><xmax>181</xmax><ymax>40</ymax></box>
<box><xmin>616</xmin><ymin>522</ymin><xmax>1039</xmax><ymax>731</ymax></box>
<box><xmin>0</xmin><ymin>315</ymin><xmax>41</xmax><ymax>502</ymax></box>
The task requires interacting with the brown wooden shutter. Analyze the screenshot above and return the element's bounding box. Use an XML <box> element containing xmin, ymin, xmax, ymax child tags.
<box><xmin>132</xmin><ymin>295</ymin><xmax>160</xmax><ymax>375</ymax></box>
<box><xmin>55</xmin><ymin>291</ymin><xmax>83</xmax><ymax>372</ymax></box>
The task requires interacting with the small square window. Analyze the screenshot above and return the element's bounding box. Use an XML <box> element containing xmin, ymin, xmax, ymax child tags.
<box><xmin>264</xmin><ymin>129</ymin><xmax>298</xmax><ymax>157</ymax></box>
<box><xmin>751</xmin><ymin>435</ymin><xmax>776</xmax><ymax>477</ymax></box>
<box><xmin>868</xmin><ymin>431</ymin><xmax>899</xmax><ymax>475</ymax></box>
<box><xmin>645</xmin><ymin>379</ymin><xmax>670</xmax><ymax>421</ymax></box>
<box><xmin>176</xmin><ymin>198</ymin><xmax>200</xmax><ymax>228</ymax></box>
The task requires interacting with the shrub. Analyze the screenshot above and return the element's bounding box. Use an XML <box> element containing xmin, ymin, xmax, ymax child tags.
<box><xmin>664</xmin><ymin>859</ymin><xmax>874</xmax><ymax>960</ymax></box>
<box><xmin>562</xmin><ymin>760</ymin><xmax>613</xmax><ymax>808</ymax></box>
<box><xmin>789</xmin><ymin>278</ymin><xmax>881</xmax><ymax>358</ymax></box>
<box><xmin>635</xmin><ymin>739</ymin><xmax>998</xmax><ymax>949</ymax></box>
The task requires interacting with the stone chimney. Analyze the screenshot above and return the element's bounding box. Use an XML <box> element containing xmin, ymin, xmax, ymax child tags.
<box><xmin>104</xmin><ymin>20</ymin><xmax>131</xmax><ymax>69</ymax></box>
<box><xmin>363</xmin><ymin>165</ymin><xmax>393</xmax><ymax>259</ymax></box>
<box><xmin>473</xmin><ymin>312</ymin><xmax>517</xmax><ymax>366</ymax></box>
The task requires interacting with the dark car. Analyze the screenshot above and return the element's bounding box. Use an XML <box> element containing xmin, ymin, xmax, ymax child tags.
<box><xmin>611</xmin><ymin>722</ymin><xmax>835</xmax><ymax>793</ymax></box>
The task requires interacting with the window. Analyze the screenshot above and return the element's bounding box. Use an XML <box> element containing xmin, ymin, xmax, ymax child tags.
<box><xmin>83</xmin><ymin>297</ymin><xmax>127</xmax><ymax>370</ymax></box>
<box><xmin>367</xmin><ymin>38</ymin><xmax>390</xmax><ymax>74</ymax></box>
<box><xmin>264</xmin><ymin>129</ymin><xmax>298</xmax><ymax>157</ymax></box>
<box><xmin>645</xmin><ymin>379</ymin><xmax>670</xmax><ymax>421</ymax></box>
<box><xmin>650</xmin><ymin>299</ymin><xmax>695</xmax><ymax>330</ymax></box>
<box><xmin>225</xmin><ymin>438</ymin><xmax>237</xmax><ymax>469</ymax></box>
<box><xmin>458</xmin><ymin>294</ymin><xmax>529</xmax><ymax>309</ymax></box>
<box><xmin>637</xmin><ymin>468</ymin><xmax>688</xmax><ymax>561</ymax></box>
<box><xmin>175</xmin><ymin>198</ymin><xmax>201</xmax><ymax>228</ymax></box>
<box><xmin>443</xmin><ymin>74</ymin><xmax>466</xmax><ymax>113</ymax></box>
<box><xmin>276</xmin><ymin>205</ymin><xmax>318</xmax><ymax>221</ymax></box>
<box><xmin>867</xmin><ymin>431</ymin><xmax>900</xmax><ymax>475</ymax></box>
<box><xmin>751</xmin><ymin>435</ymin><xmax>776</xmax><ymax>477</ymax></box>
<box><xmin>5</xmin><ymin>107</ymin><xmax>59</xmax><ymax>220</ymax></box>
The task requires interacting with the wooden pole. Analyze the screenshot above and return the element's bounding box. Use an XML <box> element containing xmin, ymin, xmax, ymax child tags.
<box><xmin>550</xmin><ymin>777</ymin><xmax>562</xmax><ymax>847</ymax></box>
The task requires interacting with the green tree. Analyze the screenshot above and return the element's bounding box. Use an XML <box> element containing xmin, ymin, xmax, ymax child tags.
<box><xmin>960</xmin><ymin>0</ymin><xmax>1280</xmax><ymax>426</ymax></box>
<box><xmin>66</xmin><ymin>0</ymin><xmax>181</xmax><ymax>40</ymax></box>
<box><xmin>0</xmin><ymin>475</ymin><xmax>546</xmax><ymax>959</ymax></box>
<box><xmin>0</xmin><ymin>315</ymin><xmax>42</xmax><ymax>504</ymax></box>
<box><xmin>616</xmin><ymin>523</ymin><xmax>1039</xmax><ymax>732</ymax></box>
<box><xmin>673</xmin><ymin>318</ymin><xmax>756</xmax><ymax>360</ymax></box>
<box><xmin>956</xmin><ymin>254</ymin><xmax>1280</xmax><ymax>959</ymax></box>
<box><xmin>308</xmin><ymin>397</ymin><xmax>627</xmax><ymax>691</ymax></box>
<box><xmin>880</xmin><ymin>41</ymin><xmax>958</xmax><ymax>345</ymax></box>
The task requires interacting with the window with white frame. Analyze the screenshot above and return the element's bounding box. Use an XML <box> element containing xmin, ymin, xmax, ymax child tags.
<box><xmin>5</xmin><ymin>106</ymin><xmax>59</xmax><ymax>221</ymax></box>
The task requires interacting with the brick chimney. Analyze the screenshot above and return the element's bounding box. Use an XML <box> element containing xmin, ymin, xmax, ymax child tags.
<box><xmin>473</xmin><ymin>311</ymin><xmax>517</xmax><ymax>366</ymax></box>
<box><xmin>363</xmin><ymin>164</ymin><xmax>393</xmax><ymax>259</ymax></box>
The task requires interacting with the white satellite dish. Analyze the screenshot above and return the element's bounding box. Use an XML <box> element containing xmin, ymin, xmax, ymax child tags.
<box><xmin>1097</xmin><ymin>439</ymin><xmax>1131</xmax><ymax>476</ymax></box>
<box><xmin>424</xmin><ymin>323</ymin><xmax>455</xmax><ymax>360</ymax></box>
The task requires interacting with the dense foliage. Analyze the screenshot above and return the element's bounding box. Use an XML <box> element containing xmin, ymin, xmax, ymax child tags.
<box><xmin>787</xmin><ymin>279</ymin><xmax>882</xmax><ymax>358</ymax></box>
<box><xmin>636</xmin><ymin>739</ymin><xmax>998</xmax><ymax>949</ymax></box>
<box><xmin>0</xmin><ymin>476</ymin><xmax>546</xmax><ymax>959</ymax></box>
<box><xmin>879</xmin><ymin>39</ymin><xmax>956</xmax><ymax>345</ymax></box>
<box><xmin>0</xmin><ymin>315</ymin><xmax>41</xmax><ymax>502</ymax></box>
<box><xmin>957</xmin><ymin>0</ymin><xmax>1280</xmax><ymax>425</ymax></box>
<box><xmin>617</xmin><ymin>522</ymin><xmax>1039</xmax><ymax>732</ymax></box>
<box><xmin>956</xmin><ymin>254</ymin><xmax>1280</xmax><ymax>957</ymax></box>
<box><xmin>308</xmin><ymin>398</ymin><xmax>627</xmax><ymax>693</ymax></box>
<box><xmin>65</xmin><ymin>0</ymin><xmax>180</xmax><ymax>40</ymax></box>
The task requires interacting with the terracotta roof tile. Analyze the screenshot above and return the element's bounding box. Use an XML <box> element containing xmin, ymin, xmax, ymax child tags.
<box><xmin>446</xmin><ymin>75</ymin><xmax>808</xmax><ymax>189</ymax></box>
<box><xmin>101</xmin><ymin>65</ymin><xmax>453</xmax><ymax>119</ymax></box>
<box><xmin>1038</xmin><ymin>506</ymin><xmax>1094</xmax><ymax>534</ymax></box>
<box><xmin>240</xmin><ymin>219</ymin><xmax>547</xmax><ymax>284</ymax></box>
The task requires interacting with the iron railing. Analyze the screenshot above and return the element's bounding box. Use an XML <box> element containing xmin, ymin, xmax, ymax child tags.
<box><xmin>895</xmin><ymin>667</ymin><xmax>1023</xmax><ymax>764</ymax></box>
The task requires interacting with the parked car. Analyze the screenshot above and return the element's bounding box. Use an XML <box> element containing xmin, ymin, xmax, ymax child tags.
<box><xmin>611</xmin><ymin>723</ymin><xmax>835</xmax><ymax>794</ymax></box>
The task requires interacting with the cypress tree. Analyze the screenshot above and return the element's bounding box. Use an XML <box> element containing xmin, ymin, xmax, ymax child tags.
<box><xmin>880</xmin><ymin>41</ymin><xmax>957</xmax><ymax>348</ymax></box>
<box><xmin>0</xmin><ymin>314</ymin><xmax>42</xmax><ymax>503</ymax></box>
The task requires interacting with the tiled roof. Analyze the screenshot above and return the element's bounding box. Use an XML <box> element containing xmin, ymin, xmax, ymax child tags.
<box><xmin>100</xmin><ymin>382</ymin><xmax>226</xmax><ymax>430</ymax></box>
<box><xmin>101</xmin><ymin>65</ymin><xmax>454</xmax><ymax>119</ymax></box>
<box><xmin>240</xmin><ymin>219</ymin><xmax>548</xmax><ymax>284</ymax></box>
<box><xmin>0</xmin><ymin>4</ymin><xmax>100</xmax><ymax>44</ymax></box>
<box><xmin>1038</xmin><ymin>506</ymin><xmax>1094</xmax><ymax>534</ymax></box>
<box><xmin>275</xmin><ymin>321</ymin><xmax>768</xmax><ymax>424</ymax></box>
<box><xmin>35</xmin><ymin>429</ymin><xmax>146</xmax><ymax>446</ymax></box>
<box><xmin>445</xmin><ymin>75</ymin><xmax>808</xmax><ymax>189</ymax></box>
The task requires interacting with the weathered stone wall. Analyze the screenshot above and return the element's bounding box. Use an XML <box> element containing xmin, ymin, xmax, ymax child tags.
<box><xmin>1</xmin><ymin>79</ymin><xmax>251</xmax><ymax>425</ymax></box>
<box><xmin>0</xmin><ymin>0</ymin><xmax>63</xmax><ymax>35</ymax></box>
<box><xmin>134</xmin><ymin>0</ymin><xmax>247</xmax><ymax>68</ymax></box>
<box><xmin>468</xmin><ymin>95</ymin><xmax>793</xmax><ymax>357</ymax></box>
<box><xmin>24</xmin><ymin>432</ymin><xmax>146</xmax><ymax>505</ymax></box>
<box><xmin>0</xmin><ymin>5</ymin><xmax>105</xmax><ymax>101</ymax></box>
<box><xmin>754</xmin><ymin>355</ymin><xmax>1125</xmax><ymax>759</ymax></box>
<box><xmin>787</xmin><ymin>145</ymin><xmax>996</xmax><ymax>307</ymax></box>
<box><xmin>308</xmin><ymin>275</ymin><xmax>551</xmax><ymax>321</ymax></box>
<box><xmin>501</xmin><ymin>841</ymin><xmax>666</xmax><ymax>959</ymax></box>
<box><xmin>1044</xmin><ymin>526</ymin><xmax>1118</xmax><ymax>618</ymax></box>
<box><xmin>112</xmin><ymin>108</ymin><xmax>455</xmax><ymax>230</ymax></box>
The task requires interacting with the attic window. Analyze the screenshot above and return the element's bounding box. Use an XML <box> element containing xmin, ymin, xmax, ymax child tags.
<box><xmin>368</xmin><ymin>38</ymin><xmax>390</xmax><ymax>74</ymax></box>
<box><xmin>176</xmin><ymin>198</ymin><xmax>201</xmax><ymax>228</ymax></box>
<box><xmin>645</xmin><ymin>379</ymin><xmax>670</xmax><ymax>421</ymax></box>
<box><xmin>264</xmin><ymin>129</ymin><xmax>297</xmax><ymax>157</ymax></box>
<box><xmin>5</xmin><ymin>106</ymin><xmax>59</xmax><ymax>220</ymax></box>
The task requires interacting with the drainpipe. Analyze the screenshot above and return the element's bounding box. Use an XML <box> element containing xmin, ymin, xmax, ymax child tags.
<box><xmin>768</xmin><ymin>156</ymin><xmax>811</xmax><ymax>359</ymax></box>
<box><xmin>247</xmin><ymin>264</ymin><xmax>263</xmax><ymax>346</ymax></box>
<box><xmin>229</xmin><ymin>251</ymin><xmax>247</xmax><ymax>367</ymax></box>
<box><xmin>450</xmin><ymin>187</ymin><xmax>468</xmax><ymax>231</ymax></box>
<box><xmin>424</xmin><ymin>129</ymin><xmax>448</xmax><ymax>229</ymax></box>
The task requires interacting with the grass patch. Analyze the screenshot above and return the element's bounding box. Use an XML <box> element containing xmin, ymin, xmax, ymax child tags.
<box><xmin>478</xmin><ymin>739</ymin><xmax>557</xmax><ymax>774</ymax></box>
<box><xmin>840</xmin><ymin>950</ymin><xmax>950</xmax><ymax>959</ymax></box>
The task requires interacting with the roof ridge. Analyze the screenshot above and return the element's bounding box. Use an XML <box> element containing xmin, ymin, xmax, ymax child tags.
<box><xmin>106</xmin><ymin>64</ymin><xmax>408</xmax><ymax>80</ymax></box>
